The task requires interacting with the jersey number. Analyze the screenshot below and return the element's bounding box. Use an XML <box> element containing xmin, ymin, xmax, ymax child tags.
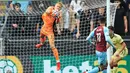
<box><xmin>96</xmin><ymin>33</ymin><xmax>101</xmax><ymax>42</ymax></box>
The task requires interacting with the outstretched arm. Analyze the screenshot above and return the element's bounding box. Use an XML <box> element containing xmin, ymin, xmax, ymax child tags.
<box><xmin>45</xmin><ymin>6</ymin><xmax>52</xmax><ymax>14</ymax></box>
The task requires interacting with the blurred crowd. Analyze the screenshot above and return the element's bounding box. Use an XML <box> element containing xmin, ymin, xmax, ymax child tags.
<box><xmin>0</xmin><ymin>0</ymin><xmax>130</xmax><ymax>39</ymax></box>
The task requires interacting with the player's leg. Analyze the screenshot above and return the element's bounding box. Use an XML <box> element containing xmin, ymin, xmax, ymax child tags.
<box><xmin>110</xmin><ymin>51</ymin><xmax>123</xmax><ymax>73</ymax></box>
<box><xmin>101</xmin><ymin>53</ymin><xmax>107</xmax><ymax>73</ymax></box>
<box><xmin>84</xmin><ymin>51</ymin><xmax>107</xmax><ymax>73</ymax></box>
<box><xmin>94</xmin><ymin>51</ymin><xmax>107</xmax><ymax>73</ymax></box>
<box><xmin>35</xmin><ymin>32</ymin><xmax>47</xmax><ymax>48</ymax></box>
<box><xmin>110</xmin><ymin>50</ymin><xmax>127</xmax><ymax>67</ymax></box>
<box><xmin>48</xmin><ymin>34</ymin><xmax>60</xmax><ymax>71</ymax></box>
<box><xmin>110</xmin><ymin>55</ymin><xmax>119</xmax><ymax>73</ymax></box>
<box><xmin>110</xmin><ymin>50</ymin><xmax>128</xmax><ymax>73</ymax></box>
<box><xmin>97</xmin><ymin>51</ymin><xmax>107</xmax><ymax>73</ymax></box>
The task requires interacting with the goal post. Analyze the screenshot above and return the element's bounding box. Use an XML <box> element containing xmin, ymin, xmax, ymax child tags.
<box><xmin>107</xmin><ymin>0</ymin><xmax>119</xmax><ymax>73</ymax></box>
<box><xmin>106</xmin><ymin>0</ymin><xmax>111</xmax><ymax>73</ymax></box>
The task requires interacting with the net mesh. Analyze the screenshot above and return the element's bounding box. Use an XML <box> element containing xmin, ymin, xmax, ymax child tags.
<box><xmin>0</xmin><ymin>0</ymin><xmax>118</xmax><ymax>73</ymax></box>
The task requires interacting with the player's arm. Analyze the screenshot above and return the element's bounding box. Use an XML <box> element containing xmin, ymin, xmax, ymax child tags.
<box><xmin>117</xmin><ymin>36</ymin><xmax>126</xmax><ymax>54</ymax></box>
<box><xmin>45</xmin><ymin>6</ymin><xmax>52</xmax><ymax>14</ymax></box>
<box><xmin>86</xmin><ymin>28</ymin><xmax>96</xmax><ymax>44</ymax></box>
<box><xmin>124</xmin><ymin>16</ymin><xmax>128</xmax><ymax>33</ymax></box>
<box><xmin>90</xmin><ymin>13</ymin><xmax>95</xmax><ymax>32</ymax></box>
<box><xmin>90</xmin><ymin>20</ymin><xmax>94</xmax><ymax>32</ymax></box>
<box><xmin>106</xmin><ymin>43</ymin><xmax>110</xmax><ymax>49</ymax></box>
<box><xmin>42</xmin><ymin>7</ymin><xmax>52</xmax><ymax>19</ymax></box>
<box><xmin>104</xmin><ymin>27</ymin><xmax>116</xmax><ymax>49</ymax></box>
<box><xmin>119</xmin><ymin>42</ymin><xmax>126</xmax><ymax>54</ymax></box>
<box><xmin>56</xmin><ymin>10</ymin><xmax>62</xmax><ymax>23</ymax></box>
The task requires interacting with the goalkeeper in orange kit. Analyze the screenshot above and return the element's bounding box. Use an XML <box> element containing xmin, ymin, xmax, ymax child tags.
<box><xmin>35</xmin><ymin>2</ymin><xmax>63</xmax><ymax>71</ymax></box>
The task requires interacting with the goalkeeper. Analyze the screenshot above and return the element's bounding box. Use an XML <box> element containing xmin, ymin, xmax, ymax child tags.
<box><xmin>107</xmin><ymin>26</ymin><xmax>128</xmax><ymax>73</ymax></box>
<box><xmin>35</xmin><ymin>2</ymin><xmax>63</xmax><ymax>71</ymax></box>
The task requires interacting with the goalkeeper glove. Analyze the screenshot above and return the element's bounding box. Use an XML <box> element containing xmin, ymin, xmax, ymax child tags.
<box><xmin>52</xmin><ymin>10</ymin><xmax>60</xmax><ymax>18</ymax></box>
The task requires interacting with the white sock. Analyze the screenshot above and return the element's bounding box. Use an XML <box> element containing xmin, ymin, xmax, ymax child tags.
<box><xmin>56</xmin><ymin>60</ymin><xmax>60</xmax><ymax>63</ymax></box>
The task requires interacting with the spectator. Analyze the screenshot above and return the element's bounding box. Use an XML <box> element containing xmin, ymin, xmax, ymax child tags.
<box><xmin>126</xmin><ymin>3</ymin><xmax>130</xmax><ymax>35</ymax></box>
<box><xmin>90</xmin><ymin>7</ymin><xmax>106</xmax><ymax>32</ymax></box>
<box><xmin>0</xmin><ymin>1</ymin><xmax>6</xmax><ymax>16</ymax></box>
<box><xmin>70</xmin><ymin>0</ymin><xmax>81</xmax><ymax>38</ymax></box>
<box><xmin>77</xmin><ymin>0</ymin><xmax>86</xmax><ymax>14</ymax></box>
<box><xmin>114</xmin><ymin>0</ymin><xmax>128</xmax><ymax>36</ymax></box>
<box><xmin>70</xmin><ymin>0</ymin><xmax>81</xmax><ymax>13</ymax></box>
<box><xmin>31</xmin><ymin>1</ymin><xmax>51</xmax><ymax>14</ymax></box>
<box><xmin>57</xmin><ymin>3</ymin><xmax>77</xmax><ymax>38</ymax></box>
<box><xmin>6</xmin><ymin>0</ymin><xmax>13</xmax><ymax>11</ymax></box>
<box><xmin>120</xmin><ymin>0</ymin><xmax>128</xmax><ymax>11</ymax></box>
<box><xmin>0</xmin><ymin>1</ymin><xmax>6</xmax><ymax>23</ymax></box>
<box><xmin>9</xmin><ymin>0</ymin><xmax>31</xmax><ymax>14</ymax></box>
<box><xmin>25</xmin><ymin>4</ymin><xmax>38</xmax><ymax>37</ymax></box>
<box><xmin>62</xmin><ymin>0</ymin><xmax>72</xmax><ymax>4</ymax></box>
<box><xmin>126</xmin><ymin>0</ymin><xmax>130</xmax><ymax>6</ymax></box>
<box><xmin>7</xmin><ymin>3</ymin><xmax>25</xmax><ymax>39</ymax></box>
<box><xmin>80</xmin><ymin>1</ymin><xmax>86</xmax><ymax>8</ymax></box>
<box><xmin>79</xmin><ymin>6</ymin><xmax>92</xmax><ymax>38</ymax></box>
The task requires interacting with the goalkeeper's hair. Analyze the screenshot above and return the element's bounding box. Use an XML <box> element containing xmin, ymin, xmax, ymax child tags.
<box><xmin>56</xmin><ymin>2</ymin><xmax>63</xmax><ymax>8</ymax></box>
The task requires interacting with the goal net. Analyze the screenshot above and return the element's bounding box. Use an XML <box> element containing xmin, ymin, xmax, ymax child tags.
<box><xmin>0</xmin><ymin>0</ymin><xmax>118</xmax><ymax>73</ymax></box>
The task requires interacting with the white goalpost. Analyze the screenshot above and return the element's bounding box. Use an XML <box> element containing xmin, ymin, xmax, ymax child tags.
<box><xmin>107</xmin><ymin>0</ymin><xmax>111</xmax><ymax>73</ymax></box>
<box><xmin>107</xmin><ymin>0</ymin><xmax>119</xmax><ymax>73</ymax></box>
<box><xmin>0</xmin><ymin>0</ymin><xmax>118</xmax><ymax>73</ymax></box>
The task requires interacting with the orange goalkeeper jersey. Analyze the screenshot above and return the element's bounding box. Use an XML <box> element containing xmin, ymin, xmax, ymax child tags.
<box><xmin>41</xmin><ymin>6</ymin><xmax>56</xmax><ymax>34</ymax></box>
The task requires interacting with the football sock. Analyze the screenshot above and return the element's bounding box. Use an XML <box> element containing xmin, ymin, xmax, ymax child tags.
<box><xmin>52</xmin><ymin>48</ymin><xmax>59</xmax><ymax>61</ymax></box>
